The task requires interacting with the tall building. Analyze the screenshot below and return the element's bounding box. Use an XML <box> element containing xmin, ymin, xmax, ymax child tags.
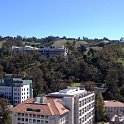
<box><xmin>12</xmin><ymin>97</ymin><xmax>69</xmax><ymax>124</ymax></box>
<box><xmin>0</xmin><ymin>78</ymin><xmax>33</xmax><ymax>106</ymax></box>
<box><xmin>47</xmin><ymin>87</ymin><xmax>95</xmax><ymax>124</ymax></box>
<box><xmin>12</xmin><ymin>87</ymin><xmax>95</xmax><ymax>124</ymax></box>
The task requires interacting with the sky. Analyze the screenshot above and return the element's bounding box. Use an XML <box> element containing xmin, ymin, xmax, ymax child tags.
<box><xmin>0</xmin><ymin>0</ymin><xmax>124</xmax><ymax>40</ymax></box>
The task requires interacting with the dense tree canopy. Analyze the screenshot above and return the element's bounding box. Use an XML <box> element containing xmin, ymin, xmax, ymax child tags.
<box><xmin>0</xmin><ymin>36</ymin><xmax>123</xmax><ymax>101</ymax></box>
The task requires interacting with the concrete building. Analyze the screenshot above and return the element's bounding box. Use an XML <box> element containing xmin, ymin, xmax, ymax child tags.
<box><xmin>104</xmin><ymin>100</ymin><xmax>124</xmax><ymax>119</ymax></box>
<box><xmin>0</xmin><ymin>78</ymin><xmax>33</xmax><ymax>106</ymax></box>
<box><xmin>12</xmin><ymin>97</ymin><xmax>69</xmax><ymax>124</ymax></box>
<box><xmin>11</xmin><ymin>87</ymin><xmax>95</xmax><ymax>124</ymax></box>
<box><xmin>47</xmin><ymin>87</ymin><xmax>95</xmax><ymax>124</ymax></box>
<box><xmin>12</xmin><ymin>45</ymin><xmax>68</xmax><ymax>57</ymax></box>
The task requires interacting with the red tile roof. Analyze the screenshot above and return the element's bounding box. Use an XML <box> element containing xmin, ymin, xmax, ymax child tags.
<box><xmin>104</xmin><ymin>101</ymin><xmax>124</xmax><ymax>107</ymax></box>
<box><xmin>12</xmin><ymin>97</ymin><xmax>69</xmax><ymax>116</ymax></box>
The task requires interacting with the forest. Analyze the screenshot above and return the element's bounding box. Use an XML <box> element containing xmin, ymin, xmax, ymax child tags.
<box><xmin>0</xmin><ymin>36</ymin><xmax>124</xmax><ymax>102</ymax></box>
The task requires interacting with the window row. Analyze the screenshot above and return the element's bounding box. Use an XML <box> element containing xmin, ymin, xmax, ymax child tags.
<box><xmin>79</xmin><ymin>95</ymin><xmax>95</xmax><ymax>107</ymax></box>
<box><xmin>18</xmin><ymin>113</ymin><xmax>48</xmax><ymax>118</ymax></box>
<box><xmin>79</xmin><ymin>107</ymin><xmax>94</xmax><ymax>117</ymax></box>
<box><xmin>22</xmin><ymin>88</ymin><xmax>29</xmax><ymax>91</ymax></box>
<box><xmin>17</xmin><ymin>118</ymin><xmax>48</xmax><ymax>123</ymax></box>
<box><xmin>79</xmin><ymin>111</ymin><xmax>94</xmax><ymax>124</ymax></box>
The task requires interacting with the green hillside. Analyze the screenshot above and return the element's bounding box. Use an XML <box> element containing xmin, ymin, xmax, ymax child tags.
<box><xmin>52</xmin><ymin>39</ymin><xmax>88</xmax><ymax>46</ymax></box>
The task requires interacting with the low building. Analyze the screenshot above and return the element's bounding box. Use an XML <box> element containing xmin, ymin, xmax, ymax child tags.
<box><xmin>104</xmin><ymin>100</ymin><xmax>124</xmax><ymax>119</ymax></box>
<box><xmin>12</xmin><ymin>45</ymin><xmax>68</xmax><ymax>57</ymax></box>
<box><xmin>12</xmin><ymin>97</ymin><xmax>69</xmax><ymax>124</ymax></box>
<box><xmin>0</xmin><ymin>78</ymin><xmax>33</xmax><ymax>106</ymax></box>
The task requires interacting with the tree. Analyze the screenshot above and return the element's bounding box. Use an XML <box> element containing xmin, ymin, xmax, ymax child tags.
<box><xmin>0</xmin><ymin>98</ymin><xmax>11</xmax><ymax>124</ymax></box>
<box><xmin>0</xmin><ymin>64</ymin><xmax>3</xmax><ymax>79</ymax></box>
<box><xmin>84</xmin><ymin>81</ymin><xmax>96</xmax><ymax>91</ymax></box>
<box><xmin>95</xmin><ymin>93</ymin><xmax>106</xmax><ymax>122</ymax></box>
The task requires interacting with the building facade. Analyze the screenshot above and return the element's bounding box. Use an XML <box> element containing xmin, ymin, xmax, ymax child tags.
<box><xmin>12</xmin><ymin>87</ymin><xmax>95</xmax><ymax>124</ymax></box>
<box><xmin>104</xmin><ymin>100</ymin><xmax>124</xmax><ymax>119</ymax></box>
<box><xmin>47</xmin><ymin>87</ymin><xmax>95</xmax><ymax>124</ymax></box>
<box><xmin>12</xmin><ymin>97</ymin><xmax>69</xmax><ymax>124</ymax></box>
<box><xmin>12</xmin><ymin>45</ymin><xmax>68</xmax><ymax>57</ymax></box>
<box><xmin>0</xmin><ymin>78</ymin><xmax>33</xmax><ymax>106</ymax></box>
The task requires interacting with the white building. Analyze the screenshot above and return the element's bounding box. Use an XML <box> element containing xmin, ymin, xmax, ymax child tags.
<box><xmin>47</xmin><ymin>87</ymin><xmax>95</xmax><ymax>124</ymax></box>
<box><xmin>12</xmin><ymin>87</ymin><xmax>95</xmax><ymax>124</ymax></box>
<box><xmin>104</xmin><ymin>100</ymin><xmax>124</xmax><ymax>119</ymax></box>
<box><xmin>12</xmin><ymin>45</ymin><xmax>68</xmax><ymax>57</ymax></box>
<box><xmin>12</xmin><ymin>97</ymin><xmax>69</xmax><ymax>124</ymax></box>
<box><xmin>0</xmin><ymin>78</ymin><xmax>33</xmax><ymax>106</ymax></box>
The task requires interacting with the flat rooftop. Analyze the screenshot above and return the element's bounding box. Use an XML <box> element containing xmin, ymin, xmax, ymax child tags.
<box><xmin>0</xmin><ymin>78</ymin><xmax>32</xmax><ymax>86</ymax></box>
<box><xmin>48</xmin><ymin>87</ymin><xmax>90</xmax><ymax>97</ymax></box>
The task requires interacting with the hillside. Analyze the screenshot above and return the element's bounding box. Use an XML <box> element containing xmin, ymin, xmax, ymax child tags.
<box><xmin>52</xmin><ymin>39</ymin><xmax>88</xmax><ymax>47</ymax></box>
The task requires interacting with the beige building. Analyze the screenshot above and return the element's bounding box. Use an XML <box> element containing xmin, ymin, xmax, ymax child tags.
<box><xmin>12</xmin><ymin>97</ymin><xmax>69</xmax><ymax>124</ymax></box>
<box><xmin>12</xmin><ymin>87</ymin><xmax>95</xmax><ymax>124</ymax></box>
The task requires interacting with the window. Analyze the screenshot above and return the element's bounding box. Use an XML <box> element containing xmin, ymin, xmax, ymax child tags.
<box><xmin>79</xmin><ymin>101</ymin><xmax>81</xmax><ymax>107</ymax></box>
<box><xmin>18</xmin><ymin>113</ymin><xmax>21</xmax><ymax>116</ymax></box>
<box><xmin>37</xmin><ymin>120</ymin><xmax>40</xmax><ymax>123</ymax></box>
<box><xmin>26</xmin><ymin>108</ymin><xmax>40</xmax><ymax>112</ymax></box>
<box><xmin>45</xmin><ymin>121</ymin><xmax>48</xmax><ymax>123</ymax></box>
<box><xmin>22</xmin><ymin>118</ymin><xmax>24</xmax><ymax>121</ymax></box>
<box><xmin>33</xmin><ymin>119</ymin><xmax>36</xmax><ymax>123</ymax></box>
<box><xmin>79</xmin><ymin>110</ymin><xmax>81</xmax><ymax>116</ymax></box>
<box><xmin>25</xmin><ymin>118</ymin><xmax>28</xmax><ymax>122</ymax></box>
<box><xmin>84</xmin><ymin>107</ymin><xmax>86</xmax><ymax>112</ymax></box>
<box><xmin>18</xmin><ymin>118</ymin><xmax>20</xmax><ymax>120</ymax></box>
<box><xmin>82</xmin><ymin>108</ymin><xmax>84</xmax><ymax>114</ymax></box>
<box><xmin>29</xmin><ymin>119</ymin><xmax>32</xmax><ymax>122</ymax></box>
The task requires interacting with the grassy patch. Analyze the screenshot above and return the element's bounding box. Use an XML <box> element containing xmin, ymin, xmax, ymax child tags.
<box><xmin>117</xmin><ymin>47</ymin><xmax>124</xmax><ymax>66</ymax></box>
<box><xmin>117</xmin><ymin>58</ymin><xmax>124</xmax><ymax>66</ymax></box>
<box><xmin>71</xmin><ymin>83</ymin><xmax>81</xmax><ymax>87</ymax></box>
<box><xmin>52</xmin><ymin>40</ymin><xmax>88</xmax><ymax>46</ymax></box>
<box><xmin>22</xmin><ymin>42</ymin><xmax>41</xmax><ymax>46</ymax></box>
<box><xmin>122</xmin><ymin>47</ymin><xmax>124</xmax><ymax>52</ymax></box>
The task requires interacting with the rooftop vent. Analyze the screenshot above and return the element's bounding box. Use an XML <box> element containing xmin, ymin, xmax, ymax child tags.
<box><xmin>34</xmin><ymin>96</ymin><xmax>46</xmax><ymax>104</ymax></box>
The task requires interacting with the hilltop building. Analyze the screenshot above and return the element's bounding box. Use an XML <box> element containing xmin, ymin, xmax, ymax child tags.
<box><xmin>12</xmin><ymin>45</ymin><xmax>68</xmax><ymax>57</ymax></box>
<box><xmin>0</xmin><ymin>78</ymin><xmax>33</xmax><ymax>106</ymax></box>
<box><xmin>12</xmin><ymin>87</ymin><xmax>95</xmax><ymax>124</ymax></box>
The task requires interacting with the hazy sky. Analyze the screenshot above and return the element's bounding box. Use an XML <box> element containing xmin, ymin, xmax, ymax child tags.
<box><xmin>0</xmin><ymin>0</ymin><xmax>124</xmax><ymax>39</ymax></box>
